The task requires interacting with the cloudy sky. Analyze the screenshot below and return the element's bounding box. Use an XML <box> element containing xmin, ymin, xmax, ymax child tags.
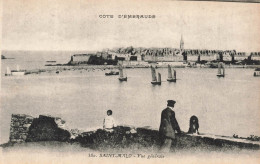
<box><xmin>2</xmin><ymin>0</ymin><xmax>260</xmax><ymax>52</ymax></box>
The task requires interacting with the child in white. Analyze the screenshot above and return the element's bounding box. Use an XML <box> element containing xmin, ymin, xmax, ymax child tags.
<box><xmin>103</xmin><ymin>110</ymin><xmax>117</xmax><ymax>132</ymax></box>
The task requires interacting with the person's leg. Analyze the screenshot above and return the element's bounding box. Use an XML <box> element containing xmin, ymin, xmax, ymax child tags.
<box><xmin>170</xmin><ymin>138</ymin><xmax>177</xmax><ymax>152</ymax></box>
<box><xmin>160</xmin><ymin>138</ymin><xmax>172</xmax><ymax>153</ymax></box>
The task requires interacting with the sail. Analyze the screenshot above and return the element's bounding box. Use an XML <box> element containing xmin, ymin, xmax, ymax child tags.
<box><xmin>6</xmin><ymin>67</ymin><xmax>11</xmax><ymax>75</ymax></box>
<box><xmin>16</xmin><ymin>65</ymin><xmax>20</xmax><ymax>71</ymax></box>
<box><xmin>217</xmin><ymin>62</ymin><xmax>225</xmax><ymax>75</ymax></box>
<box><xmin>119</xmin><ymin>65</ymin><xmax>123</xmax><ymax>78</ymax></box>
<box><xmin>218</xmin><ymin>63</ymin><xmax>221</xmax><ymax>74</ymax></box>
<box><xmin>168</xmin><ymin>65</ymin><xmax>173</xmax><ymax>79</ymax></box>
<box><xmin>158</xmin><ymin>73</ymin><xmax>161</xmax><ymax>82</ymax></box>
<box><xmin>151</xmin><ymin>66</ymin><xmax>157</xmax><ymax>81</ymax></box>
<box><xmin>173</xmin><ymin>69</ymin><xmax>176</xmax><ymax>79</ymax></box>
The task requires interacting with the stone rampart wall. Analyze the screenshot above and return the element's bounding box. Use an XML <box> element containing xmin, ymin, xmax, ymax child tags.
<box><xmin>7</xmin><ymin>114</ymin><xmax>260</xmax><ymax>151</ymax></box>
<box><xmin>9</xmin><ymin>114</ymin><xmax>34</xmax><ymax>142</ymax></box>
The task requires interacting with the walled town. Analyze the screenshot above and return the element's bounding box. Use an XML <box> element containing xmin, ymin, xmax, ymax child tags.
<box><xmin>68</xmin><ymin>36</ymin><xmax>260</xmax><ymax>67</ymax></box>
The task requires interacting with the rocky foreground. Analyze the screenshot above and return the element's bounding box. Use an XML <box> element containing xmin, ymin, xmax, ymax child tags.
<box><xmin>1</xmin><ymin>114</ymin><xmax>259</xmax><ymax>153</ymax></box>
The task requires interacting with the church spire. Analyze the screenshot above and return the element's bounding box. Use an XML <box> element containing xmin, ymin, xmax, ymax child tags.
<box><xmin>180</xmin><ymin>34</ymin><xmax>184</xmax><ymax>51</ymax></box>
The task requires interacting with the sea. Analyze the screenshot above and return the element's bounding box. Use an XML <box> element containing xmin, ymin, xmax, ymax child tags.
<box><xmin>1</xmin><ymin>51</ymin><xmax>260</xmax><ymax>144</ymax></box>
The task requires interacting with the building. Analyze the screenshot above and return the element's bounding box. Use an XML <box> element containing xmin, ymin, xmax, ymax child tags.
<box><xmin>222</xmin><ymin>52</ymin><xmax>232</xmax><ymax>61</ymax></box>
<box><xmin>251</xmin><ymin>52</ymin><xmax>260</xmax><ymax>60</ymax></box>
<box><xmin>180</xmin><ymin>35</ymin><xmax>185</xmax><ymax>60</ymax></box>
<box><xmin>71</xmin><ymin>54</ymin><xmax>93</xmax><ymax>62</ymax></box>
<box><xmin>109</xmin><ymin>52</ymin><xmax>131</xmax><ymax>61</ymax></box>
<box><xmin>180</xmin><ymin>35</ymin><xmax>184</xmax><ymax>53</ymax></box>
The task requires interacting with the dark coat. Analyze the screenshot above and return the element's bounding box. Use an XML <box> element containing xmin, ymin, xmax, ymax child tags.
<box><xmin>159</xmin><ymin>107</ymin><xmax>181</xmax><ymax>139</ymax></box>
<box><xmin>188</xmin><ymin>115</ymin><xmax>199</xmax><ymax>134</ymax></box>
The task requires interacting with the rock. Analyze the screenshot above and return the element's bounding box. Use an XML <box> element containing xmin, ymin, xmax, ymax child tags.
<box><xmin>54</xmin><ymin>117</ymin><xmax>67</xmax><ymax>130</ymax></box>
<box><xmin>26</xmin><ymin>115</ymin><xmax>71</xmax><ymax>142</ymax></box>
<box><xmin>130</xmin><ymin>128</ymin><xmax>137</xmax><ymax>134</ymax></box>
<box><xmin>70</xmin><ymin>129</ymin><xmax>82</xmax><ymax>139</ymax></box>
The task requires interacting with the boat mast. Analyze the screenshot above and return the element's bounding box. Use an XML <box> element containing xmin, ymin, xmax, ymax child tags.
<box><xmin>222</xmin><ymin>63</ymin><xmax>225</xmax><ymax>76</ymax></box>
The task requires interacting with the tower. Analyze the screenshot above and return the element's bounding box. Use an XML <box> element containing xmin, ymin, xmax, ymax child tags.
<box><xmin>180</xmin><ymin>34</ymin><xmax>184</xmax><ymax>51</ymax></box>
<box><xmin>180</xmin><ymin>35</ymin><xmax>186</xmax><ymax>60</ymax></box>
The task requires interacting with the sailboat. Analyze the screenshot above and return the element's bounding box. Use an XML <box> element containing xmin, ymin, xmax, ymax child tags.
<box><xmin>167</xmin><ymin>65</ymin><xmax>176</xmax><ymax>82</ymax></box>
<box><xmin>118</xmin><ymin>64</ymin><xmax>127</xmax><ymax>81</ymax></box>
<box><xmin>253</xmin><ymin>68</ymin><xmax>260</xmax><ymax>76</ymax></box>
<box><xmin>151</xmin><ymin>66</ymin><xmax>161</xmax><ymax>85</ymax></box>
<box><xmin>105</xmin><ymin>69</ymin><xmax>119</xmax><ymax>76</ymax></box>
<box><xmin>216</xmin><ymin>62</ymin><xmax>225</xmax><ymax>77</ymax></box>
<box><xmin>11</xmin><ymin>65</ymin><xmax>25</xmax><ymax>76</ymax></box>
<box><xmin>5</xmin><ymin>67</ymin><xmax>11</xmax><ymax>76</ymax></box>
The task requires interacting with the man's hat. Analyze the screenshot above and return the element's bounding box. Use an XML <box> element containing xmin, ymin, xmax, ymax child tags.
<box><xmin>167</xmin><ymin>100</ymin><xmax>176</xmax><ymax>107</ymax></box>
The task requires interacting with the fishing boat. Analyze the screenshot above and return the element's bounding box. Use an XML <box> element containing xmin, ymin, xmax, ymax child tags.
<box><xmin>105</xmin><ymin>70</ymin><xmax>119</xmax><ymax>76</ymax></box>
<box><xmin>253</xmin><ymin>68</ymin><xmax>260</xmax><ymax>76</ymax></box>
<box><xmin>216</xmin><ymin>62</ymin><xmax>225</xmax><ymax>77</ymax></box>
<box><xmin>118</xmin><ymin>64</ymin><xmax>127</xmax><ymax>81</ymax></box>
<box><xmin>167</xmin><ymin>65</ymin><xmax>176</xmax><ymax>82</ymax></box>
<box><xmin>11</xmin><ymin>65</ymin><xmax>25</xmax><ymax>76</ymax></box>
<box><xmin>151</xmin><ymin>66</ymin><xmax>161</xmax><ymax>85</ymax></box>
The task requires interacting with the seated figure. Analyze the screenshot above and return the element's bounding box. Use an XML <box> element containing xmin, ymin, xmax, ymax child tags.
<box><xmin>103</xmin><ymin>110</ymin><xmax>117</xmax><ymax>132</ymax></box>
<box><xmin>188</xmin><ymin>115</ymin><xmax>199</xmax><ymax>134</ymax></box>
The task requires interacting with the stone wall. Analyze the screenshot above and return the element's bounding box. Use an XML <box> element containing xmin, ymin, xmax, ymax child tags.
<box><xmin>7</xmin><ymin>114</ymin><xmax>260</xmax><ymax>151</ymax></box>
<box><xmin>9</xmin><ymin>114</ymin><xmax>34</xmax><ymax>143</ymax></box>
<box><xmin>73</xmin><ymin>126</ymin><xmax>260</xmax><ymax>151</ymax></box>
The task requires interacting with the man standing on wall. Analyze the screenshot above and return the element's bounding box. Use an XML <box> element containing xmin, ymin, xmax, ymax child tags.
<box><xmin>159</xmin><ymin>100</ymin><xmax>182</xmax><ymax>152</ymax></box>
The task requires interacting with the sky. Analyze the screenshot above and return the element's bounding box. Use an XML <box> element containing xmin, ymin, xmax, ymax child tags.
<box><xmin>2</xmin><ymin>0</ymin><xmax>260</xmax><ymax>52</ymax></box>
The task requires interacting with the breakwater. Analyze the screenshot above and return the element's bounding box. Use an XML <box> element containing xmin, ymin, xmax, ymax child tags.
<box><xmin>15</xmin><ymin>63</ymin><xmax>260</xmax><ymax>76</ymax></box>
<box><xmin>3</xmin><ymin>114</ymin><xmax>260</xmax><ymax>152</ymax></box>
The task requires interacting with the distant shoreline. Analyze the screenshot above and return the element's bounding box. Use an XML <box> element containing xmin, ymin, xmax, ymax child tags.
<box><xmin>19</xmin><ymin>64</ymin><xmax>259</xmax><ymax>75</ymax></box>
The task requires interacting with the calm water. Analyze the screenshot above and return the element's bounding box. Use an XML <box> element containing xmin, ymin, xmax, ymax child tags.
<box><xmin>1</xmin><ymin>52</ymin><xmax>260</xmax><ymax>144</ymax></box>
<box><xmin>1</xmin><ymin>50</ymin><xmax>89</xmax><ymax>75</ymax></box>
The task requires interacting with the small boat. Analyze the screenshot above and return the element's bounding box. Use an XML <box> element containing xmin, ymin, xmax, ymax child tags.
<box><xmin>167</xmin><ymin>65</ymin><xmax>176</xmax><ymax>82</ymax></box>
<box><xmin>2</xmin><ymin>55</ymin><xmax>6</xmax><ymax>59</ymax></box>
<box><xmin>253</xmin><ymin>68</ymin><xmax>260</xmax><ymax>76</ymax></box>
<box><xmin>5</xmin><ymin>67</ymin><xmax>11</xmax><ymax>76</ymax></box>
<box><xmin>105</xmin><ymin>71</ymin><xmax>119</xmax><ymax>76</ymax></box>
<box><xmin>1</xmin><ymin>55</ymin><xmax>14</xmax><ymax>59</ymax></box>
<box><xmin>118</xmin><ymin>64</ymin><xmax>127</xmax><ymax>81</ymax></box>
<box><xmin>151</xmin><ymin>66</ymin><xmax>161</xmax><ymax>85</ymax></box>
<box><xmin>11</xmin><ymin>65</ymin><xmax>25</xmax><ymax>76</ymax></box>
<box><xmin>216</xmin><ymin>62</ymin><xmax>225</xmax><ymax>77</ymax></box>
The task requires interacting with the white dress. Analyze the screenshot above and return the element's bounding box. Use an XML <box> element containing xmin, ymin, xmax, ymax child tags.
<box><xmin>103</xmin><ymin>115</ymin><xmax>117</xmax><ymax>132</ymax></box>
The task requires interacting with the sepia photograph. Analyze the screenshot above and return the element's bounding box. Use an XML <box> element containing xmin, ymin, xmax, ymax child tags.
<box><xmin>1</xmin><ymin>0</ymin><xmax>260</xmax><ymax>163</ymax></box>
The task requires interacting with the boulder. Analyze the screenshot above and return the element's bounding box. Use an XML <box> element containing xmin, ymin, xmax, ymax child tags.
<box><xmin>26</xmin><ymin>115</ymin><xmax>70</xmax><ymax>142</ymax></box>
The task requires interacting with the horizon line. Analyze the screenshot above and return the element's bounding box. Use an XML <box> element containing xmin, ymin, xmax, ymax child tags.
<box><xmin>2</xmin><ymin>48</ymin><xmax>260</xmax><ymax>53</ymax></box>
